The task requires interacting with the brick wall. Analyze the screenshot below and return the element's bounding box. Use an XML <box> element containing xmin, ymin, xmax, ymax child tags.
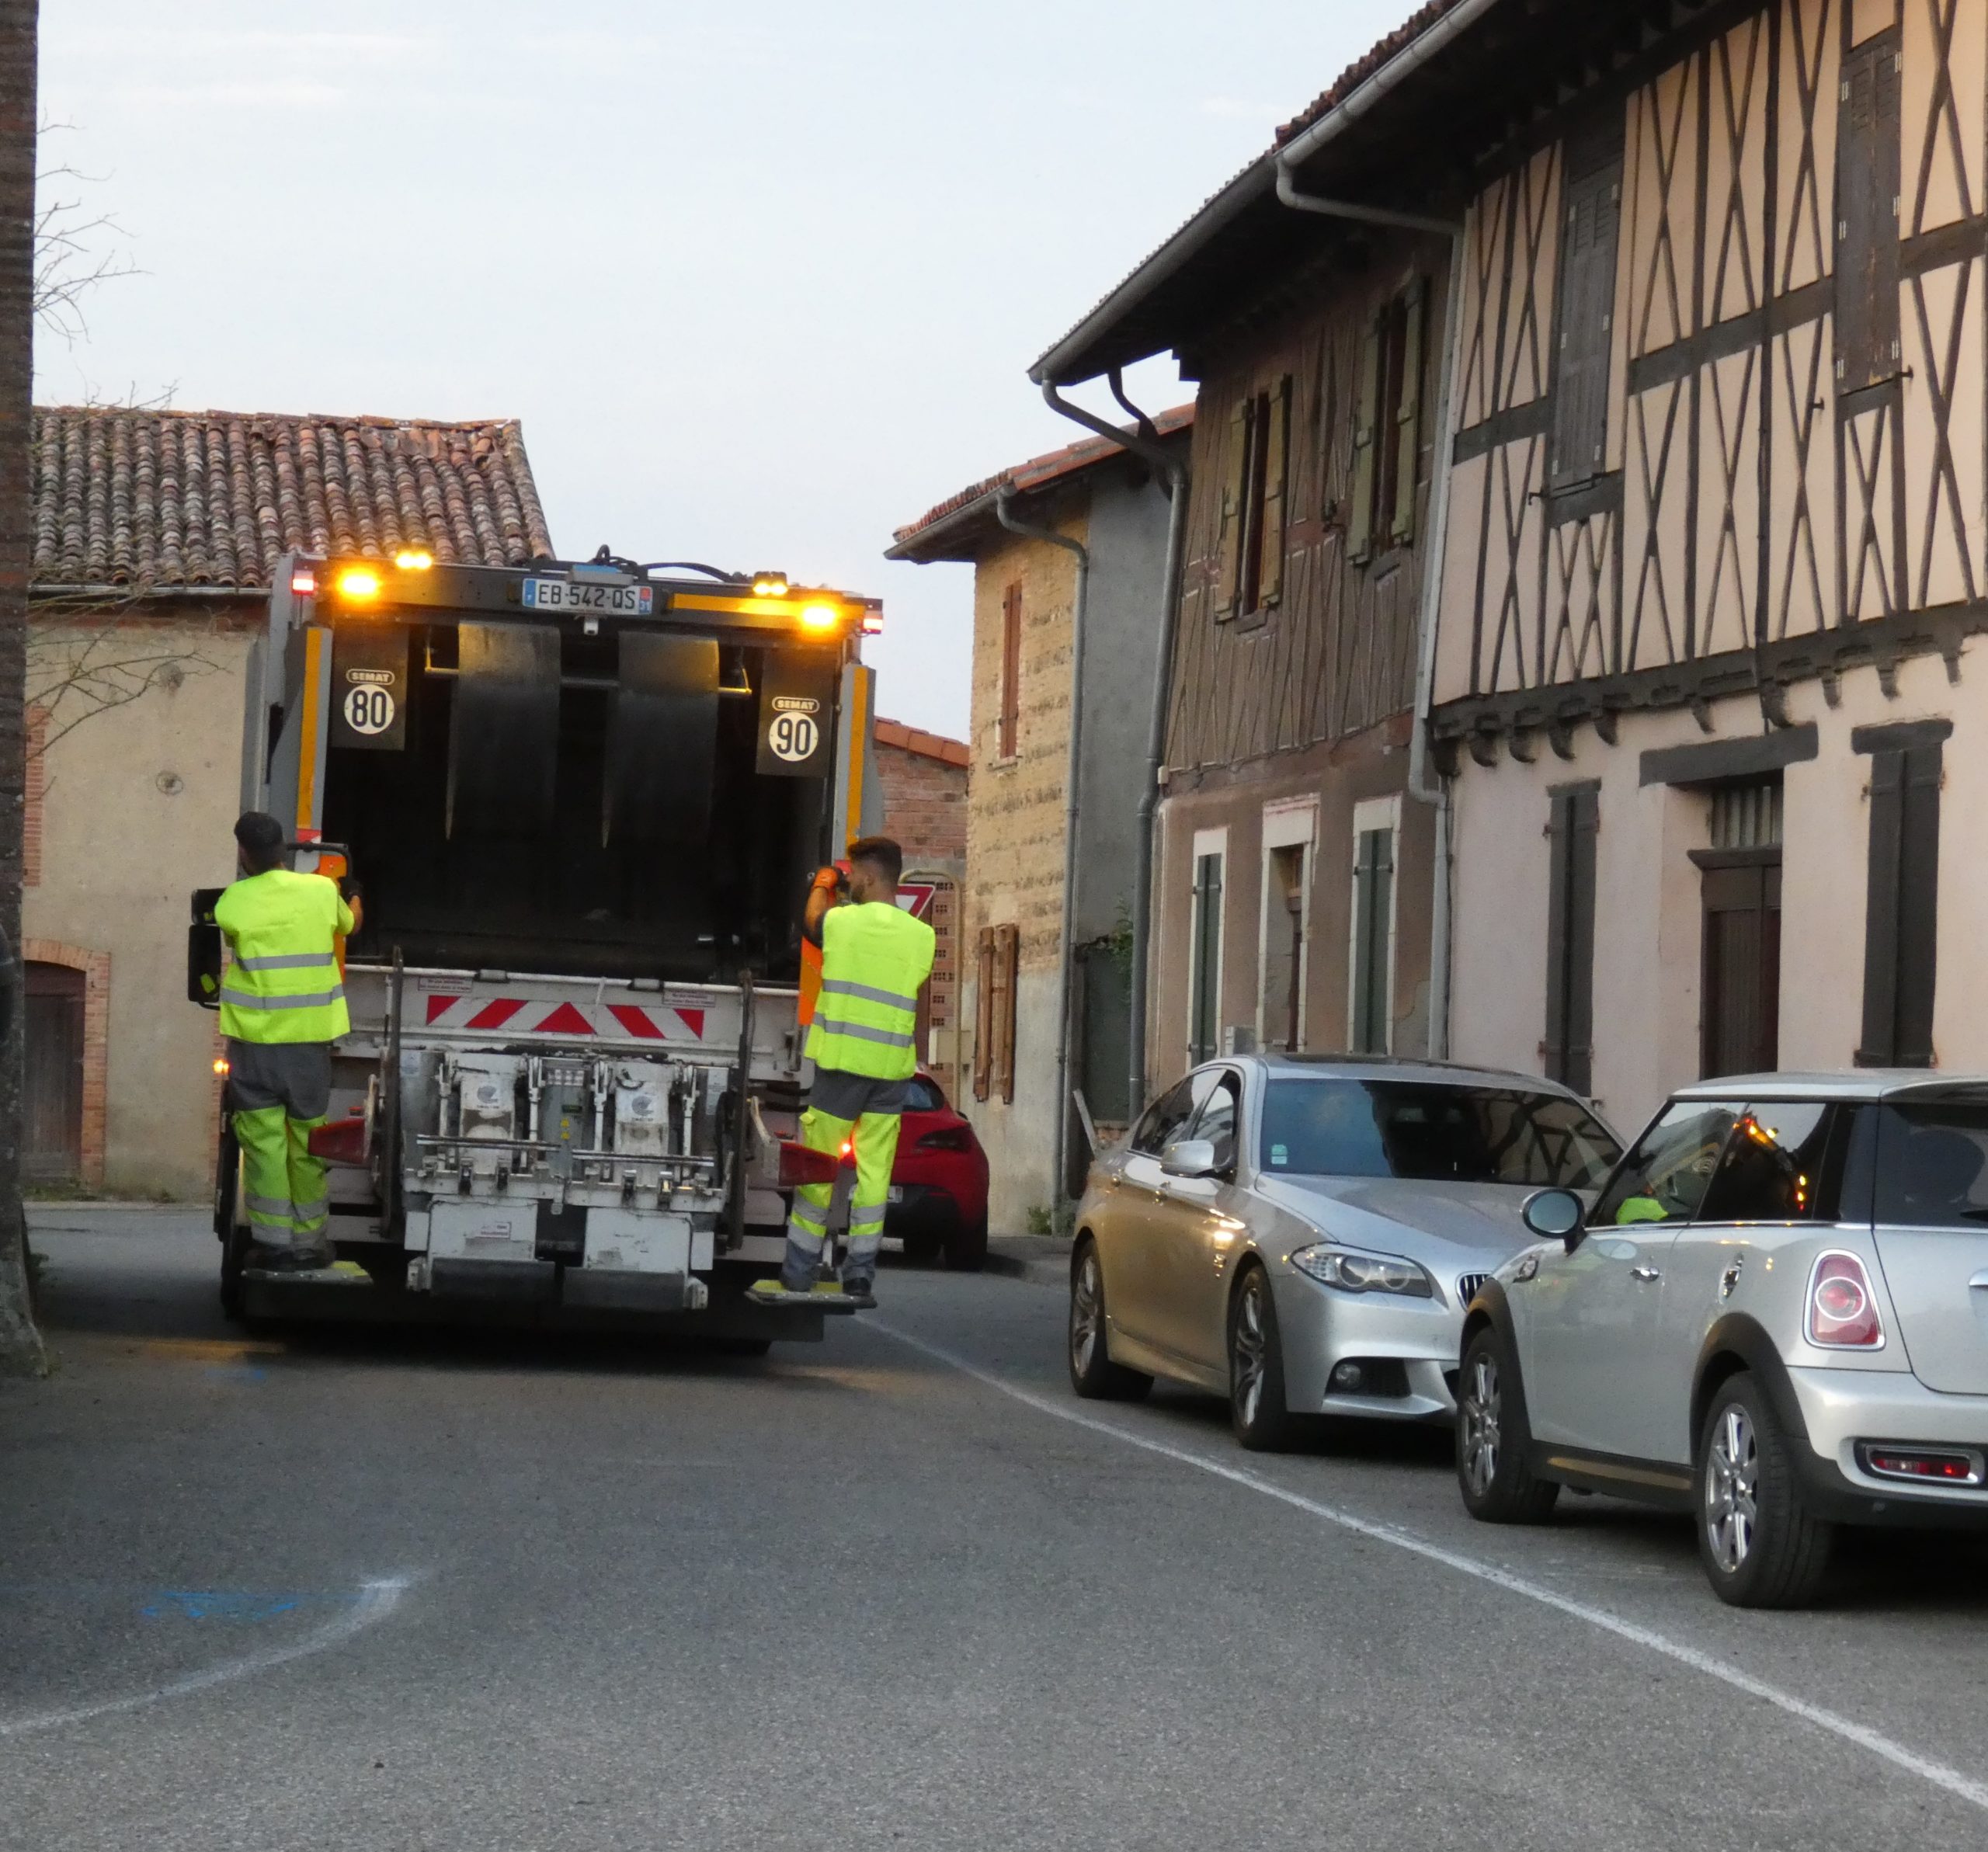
<box><xmin>874</xmin><ymin>727</ymin><xmax>968</xmax><ymax>863</ymax></box>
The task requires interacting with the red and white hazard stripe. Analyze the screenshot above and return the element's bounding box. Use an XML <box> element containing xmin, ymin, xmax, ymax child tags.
<box><xmin>417</xmin><ymin>995</ymin><xmax>709</xmax><ymax>1042</ymax></box>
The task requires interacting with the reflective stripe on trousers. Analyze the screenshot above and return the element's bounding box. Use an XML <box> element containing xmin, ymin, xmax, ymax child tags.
<box><xmin>233</xmin><ymin>1104</ymin><xmax>330</xmax><ymax>1248</ymax></box>
<box><xmin>777</xmin><ymin>1100</ymin><xmax>905</xmax><ymax>1290</ymax></box>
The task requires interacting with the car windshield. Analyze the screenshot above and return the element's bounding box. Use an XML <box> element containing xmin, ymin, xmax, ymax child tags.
<box><xmin>1258</xmin><ymin>1079</ymin><xmax>1621</xmax><ymax>1190</ymax></box>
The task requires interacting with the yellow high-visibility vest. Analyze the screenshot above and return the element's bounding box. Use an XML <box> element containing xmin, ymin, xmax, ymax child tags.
<box><xmin>804</xmin><ymin>901</ymin><xmax>936</xmax><ymax>1082</ymax></box>
<box><xmin>214</xmin><ymin>869</ymin><xmax>356</xmax><ymax>1044</ymax></box>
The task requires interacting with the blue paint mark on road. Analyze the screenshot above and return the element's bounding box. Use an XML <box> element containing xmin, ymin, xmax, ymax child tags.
<box><xmin>204</xmin><ymin>1364</ymin><xmax>269</xmax><ymax>1385</ymax></box>
<box><xmin>139</xmin><ymin>1590</ymin><xmax>305</xmax><ymax>1622</ymax></box>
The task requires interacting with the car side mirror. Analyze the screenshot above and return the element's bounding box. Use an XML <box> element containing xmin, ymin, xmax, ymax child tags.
<box><xmin>1161</xmin><ymin>1138</ymin><xmax>1219</xmax><ymax>1180</ymax></box>
<box><xmin>1522</xmin><ymin>1187</ymin><xmax>1585</xmax><ymax>1249</ymax></box>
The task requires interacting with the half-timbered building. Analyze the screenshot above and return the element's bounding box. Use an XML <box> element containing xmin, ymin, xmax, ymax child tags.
<box><xmin>1031</xmin><ymin>147</ymin><xmax>1455</xmax><ymax>1093</ymax></box>
<box><xmin>1418</xmin><ymin>0</ymin><xmax>1988</xmax><ymax>1123</ymax></box>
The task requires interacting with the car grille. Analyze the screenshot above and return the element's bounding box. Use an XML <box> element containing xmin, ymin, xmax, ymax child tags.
<box><xmin>1456</xmin><ymin>1273</ymin><xmax>1491</xmax><ymax>1306</ymax></box>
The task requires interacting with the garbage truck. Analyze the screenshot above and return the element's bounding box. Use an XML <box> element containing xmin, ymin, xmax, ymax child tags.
<box><xmin>189</xmin><ymin>547</ymin><xmax>888</xmax><ymax>1343</ymax></box>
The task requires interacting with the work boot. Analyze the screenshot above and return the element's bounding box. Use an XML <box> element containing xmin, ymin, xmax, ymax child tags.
<box><xmin>245</xmin><ymin>1240</ymin><xmax>334</xmax><ymax>1275</ymax></box>
<box><xmin>839</xmin><ymin>1277</ymin><xmax>878</xmax><ymax>1309</ymax></box>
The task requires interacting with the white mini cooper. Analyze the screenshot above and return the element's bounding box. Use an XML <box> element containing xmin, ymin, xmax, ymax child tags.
<box><xmin>1456</xmin><ymin>1075</ymin><xmax>1988</xmax><ymax>1607</ymax></box>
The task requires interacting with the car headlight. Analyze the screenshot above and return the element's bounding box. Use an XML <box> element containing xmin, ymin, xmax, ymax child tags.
<box><xmin>1290</xmin><ymin>1243</ymin><xmax>1434</xmax><ymax>1298</ymax></box>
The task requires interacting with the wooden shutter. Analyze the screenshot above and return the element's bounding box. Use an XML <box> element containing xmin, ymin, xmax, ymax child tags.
<box><xmin>1858</xmin><ymin>744</ymin><xmax>1940</xmax><ymax>1066</ymax></box>
<box><xmin>1543</xmin><ymin>787</ymin><xmax>1599</xmax><ymax>1095</ymax></box>
<box><xmin>1389</xmin><ymin>283</ymin><xmax>1427</xmax><ymax>545</ymax></box>
<box><xmin>1215</xmin><ymin>398</ymin><xmax>1253</xmax><ymax>619</ymax></box>
<box><xmin>973</xmin><ymin>926</ymin><xmax>995</xmax><ymax>1100</ymax></box>
<box><xmin>1255</xmin><ymin>375</ymin><xmax>1291</xmax><ymax>609</ymax></box>
<box><xmin>992</xmin><ymin>923</ymin><xmax>1020</xmax><ymax>1104</ymax></box>
<box><xmin>1348</xmin><ymin>316</ymin><xmax>1382</xmax><ymax>563</ymax></box>
<box><xmin>997</xmin><ymin>582</ymin><xmax>1022</xmax><ymax>759</ymax></box>
<box><xmin>1837</xmin><ymin>33</ymin><xmax>1903</xmax><ymax>393</ymax></box>
<box><xmin>1549</xmin><ymin>134</ymin><xmax>1625</xmax><ymax>493</ymax></box>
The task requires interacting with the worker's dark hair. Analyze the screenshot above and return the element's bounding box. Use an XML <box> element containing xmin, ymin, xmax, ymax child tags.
<box><xmin>234</xmin><ymin>810</ymin><xmax>287</xmax><ymax>874</ymax></box>
<box><xmin>846</xmin><ymin>836</ymin><xmax>903</xmax><ymax>886</ymax></box>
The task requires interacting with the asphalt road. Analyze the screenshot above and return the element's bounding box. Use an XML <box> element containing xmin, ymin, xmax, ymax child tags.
<box><xmin>5</xmin><ymin>1208</ymin><xmax>1988</xmax><ymax>1851</ymax></box>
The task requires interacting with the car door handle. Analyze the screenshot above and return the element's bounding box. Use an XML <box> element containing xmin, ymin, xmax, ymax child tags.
<box><xmin>1630</xmin><ymin>1265</ymin><xmax>1662</xmax><ymax>1283</ymax></box>
<box><xmin>1969</xmin><ymin>1270</ymin><xmax>1988</xmax><ymax>1291</ymax></box>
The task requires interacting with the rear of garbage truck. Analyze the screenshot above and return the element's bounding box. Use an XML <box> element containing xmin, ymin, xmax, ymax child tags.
<box><xmin>191</xmin><ymin>549</ymin><xmax>885</xmax><ymax>1340</ymax></box>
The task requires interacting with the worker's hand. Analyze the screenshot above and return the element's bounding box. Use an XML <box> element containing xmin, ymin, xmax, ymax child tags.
<box><xmin>812</xmin><ymin>864</ymin><xmax>846</xmax><ymax>897</ymax></box>
<box><xmin>347</xmin><ymin>894</ymin><xmax>365</xmax><ymax>933</ymax></box>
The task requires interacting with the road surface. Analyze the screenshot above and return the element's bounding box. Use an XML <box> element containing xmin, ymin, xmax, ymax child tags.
<box><xmin>4</xmin><ymin>1207</ymin><xmax>1987</xmax><ymax>1850</ymax></box>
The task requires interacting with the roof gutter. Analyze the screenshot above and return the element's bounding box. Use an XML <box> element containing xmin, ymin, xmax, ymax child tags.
<box><xmin>1275</xmin><ymin>0</ymin><xmax>1505</xmax><ymax>174</ymax></box>
<box><xmin>1272</xmin><ymin>0</ymin><xmax>1496</xmax><ymax>1062</ymax></box>
<box><xmin>1037</xmin><ymin>370</ymin><xmax>1188</xmax><ymax>1120</ymax></box>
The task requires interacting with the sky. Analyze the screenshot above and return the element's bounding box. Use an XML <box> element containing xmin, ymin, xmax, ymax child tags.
<box><xmin>37</xmin><ymin>2</ymin><xmax>1423</xmax><ymax>739</ymax></box>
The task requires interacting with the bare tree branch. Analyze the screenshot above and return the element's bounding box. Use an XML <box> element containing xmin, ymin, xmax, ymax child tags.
<box><xmin>33</xmin><ymin>116</ymin><xmax>141</xmax><ymax>348</ymax></box>
<box><xmin>26</xmin><ymin>593</ymin><xmax>224</xmax><ymax>757</ymax></box>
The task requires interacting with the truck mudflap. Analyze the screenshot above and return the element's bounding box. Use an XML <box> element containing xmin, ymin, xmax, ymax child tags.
<box><xmin>239</xmin><ymin>1264</ymin><xmax>825</xmax><ymax>1340</ymax></box>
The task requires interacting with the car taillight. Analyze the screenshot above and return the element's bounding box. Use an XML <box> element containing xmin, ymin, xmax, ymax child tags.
<box><xmin>916</xmin><ymin>1125</ymin><xmax>973</xmax><ymax>1153</ymax></box>
<box><xmin>1808</xmin><ymin>1250</ymin><xmax>1883</xmax><ymax>1348</ymax></box>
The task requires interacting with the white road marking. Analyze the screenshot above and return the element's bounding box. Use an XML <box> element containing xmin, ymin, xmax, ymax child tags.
<box><xmin>875</xmin><ymin>1322</ymin><xmax>1988</xmax><ymax>1816</ymax></box>
<box><xmin>0</xmin><ymin>1576</ymin><xmax>412</xmax><ymax>1740</ymax></box>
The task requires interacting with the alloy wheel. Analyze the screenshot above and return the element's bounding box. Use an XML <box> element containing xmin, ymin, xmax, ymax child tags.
<box><xmin>1460</xmin><ymin>1353</ymin><xmax>1502</xmax><ymax>1497</ymax></box>
<box><xmin>1232</xmin><ymin>1278</ymin><xmax>1267</xmax><ymax>1428</ymax></box>
<box><xmin>1071</xmin><ymin>1253</ymin><xmax>1102</xmax><ymax>1377</ymax></box>
<box><xmin>1705</xmin><ymin>1403</ymin><xmax>1760</xmax><ymax>1572</ymax></box>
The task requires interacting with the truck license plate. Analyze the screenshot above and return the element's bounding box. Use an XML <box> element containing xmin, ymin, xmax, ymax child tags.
<box><xmin>522</xmin><ymin>577</ymin><xmax>654</xmax><ymax>615</ymax></box>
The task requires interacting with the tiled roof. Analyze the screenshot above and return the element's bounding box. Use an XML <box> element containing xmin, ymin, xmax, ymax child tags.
<box><xmin>1271</xmin><ymin>0</ymin><xmax>1467</xmax><ymax>148</ymax></box>
<box><xmin>874</xmin><ymin>715</ymin><xmax>969</xmax><ymax>768</ymax></box>
<box><xmin>30</xmin><ymin>408</ymin><xmax>554</xmax><ymax>592</ymax></box>
<box><xmin>888</xmin><ymin>405</ymin><xmax>1194</xmax><ymax>558</ymax></box>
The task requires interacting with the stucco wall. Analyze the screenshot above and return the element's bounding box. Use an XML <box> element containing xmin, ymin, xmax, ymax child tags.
<box><xmin>1072</xmin><ymin>475</ymin><xmax>1172</xmax><ymax>944</ymax></box>
<box><xmin>1446</xmin><ymin>650</ymin><xmax>1983</xmax><ymax>1138</ymax></box>
<box><xmin>1151</xmin><ymin>718</ymin><xmax>1431</xmax><ymax>1092</ymax></box>
<box><xmin>26</xmin><ymin>612</ymin><xmax>255</xmax><ymax>1197</ymax></box>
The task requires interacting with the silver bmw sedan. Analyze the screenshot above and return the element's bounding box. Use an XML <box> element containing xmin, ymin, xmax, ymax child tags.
<box><xmin>1068</xmin><ymin>1056</ymin><xmax>1621</xmax><ymax>1451</ymax></box>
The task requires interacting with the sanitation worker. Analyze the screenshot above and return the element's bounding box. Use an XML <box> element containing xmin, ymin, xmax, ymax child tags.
<box><xmin>752</xmin><ymin>836</ymin><xmax>935</xmax><ymax>1307</ymax></box>
<box><xmin>215</xmin><ymin>811</ymin><xmax>356</xmax><ymax>1273</ymax></box>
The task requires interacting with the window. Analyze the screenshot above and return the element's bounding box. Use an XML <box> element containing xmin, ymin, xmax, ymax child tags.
<box><xmin>996</xmin><ymin>582</ymin><xmax>1023</xmax><ymax>760</ymax></box>
<box><xmin>1858</xmin><ymin>742</ymin><xmax>1940</xmax><ymax>1067</ymax></box>
<box><xmin>1698</xmin><ymin>779</ymin><xmax>1784</xmax><ymax>1080</ymax></box>
<box><xmin>1590</xmin><ymin>1100</ymin><xmax>1740</xmax><ymax>1228</ymax></box>
<box><xmin>973</xmin><ymin>922</ymin><xmax>1018</xmax><ymax>1103</ymax></box>
<box><xmin>1131</xmin><ymin>1070</ymin><xmax>1214</xmax><ymax>1157</ymax></box>
<box><xmin>1837</xmin><ymin>31</ymin><xmax>1903</xmax><ymax>394</ymax></box>
<box><xmin>1544</xmin><ymin>784</ymin><xmax>1599</xmax><ymax>1096</ymax></box>
<box><xmin>1260</xmin><ymin>805</ymin><xmax>1314</xmax><ymax>1055</ymax></box>
<box><xmin>1350</xmin><ymin>281</ymin><xmax>1426</xmax><ymax>561</ymax></box>
<box><xmin>1349</xmin><ymin>797</ymin><xmax>1398</xmax><ymax>1056</ymax></box>
<box><xmin>1215</xmin><ymin>374</ymin><xmax>1291</xmax><ymax>620</ymax></box>
<box><xmin>902</xmin><ymin>1075</ymin><xmax>947</xmax><ymax>1112</ymax></box>
<box><xmin>1873</xmin><ymin>1100</ymin><xmax>1988</xmax><ymax>1229</ymax></box>
<box><xmin>1548</xmin><ymin>114</ymin><xmax>1625</xmax><ymax>494</ymax></box>
<box><xmin>1189</xmin><ymin>839</ymin><xmax>1225</xmax><ymax>1065</ymax></box>
<box><xmin>1256</xmin><ymin>1080</ymin><xmax>1620</xmax><ymax>1190</ymax></box>
<box><xmin>1695</xmin><ymin>1103</ymin><xmax>1841</xmax><ymax>1222</ymax></box>
<box><xmin>1188</xmin><ymin>1070</ymin><xmax>1242</xmax><ymax>1173</ymax></box>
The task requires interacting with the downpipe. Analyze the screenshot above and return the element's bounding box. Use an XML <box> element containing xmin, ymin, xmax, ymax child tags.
<box><xmin>1039</xmin><ymin>374</ymin><xmax>1188</xmax><ymax>1118</ymax></box>
<box><xmin>996</xmin><ymin>488</ymin><xmax>1090</xmax><ymax>1219</ymax></box>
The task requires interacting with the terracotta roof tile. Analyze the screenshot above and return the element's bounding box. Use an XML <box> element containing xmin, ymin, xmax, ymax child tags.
<box><xmin>874</xmin><ymin>715</ymin><xmax>970</xmax><ymax>768</ymax></box>
<box><xmin>30</xmin><ymin>408</ymin><xmax>554</xmax><ymax>590</ymax></box>
<box><xmin>1271</xmin><ymin>0</ymin><xmax>1468</xmax><ymax>148</ymax></box>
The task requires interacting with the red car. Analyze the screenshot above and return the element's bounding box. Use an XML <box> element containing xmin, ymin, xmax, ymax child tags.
<box><xmin>880</xmin><ymin>1072</ymin><xmax>989</xmax><ymax>1270</ymax></box>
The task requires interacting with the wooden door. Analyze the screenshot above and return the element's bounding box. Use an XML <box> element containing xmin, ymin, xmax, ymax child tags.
<box><xmin>24</xmin><ymin>961</ymin><xmax>85</xmax><ymax>1184</ymax></box>
<box><xmin>1701</xmin><ymin>860</ymin><xmax>1781</xmax><ymax>1080</ymax></box>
